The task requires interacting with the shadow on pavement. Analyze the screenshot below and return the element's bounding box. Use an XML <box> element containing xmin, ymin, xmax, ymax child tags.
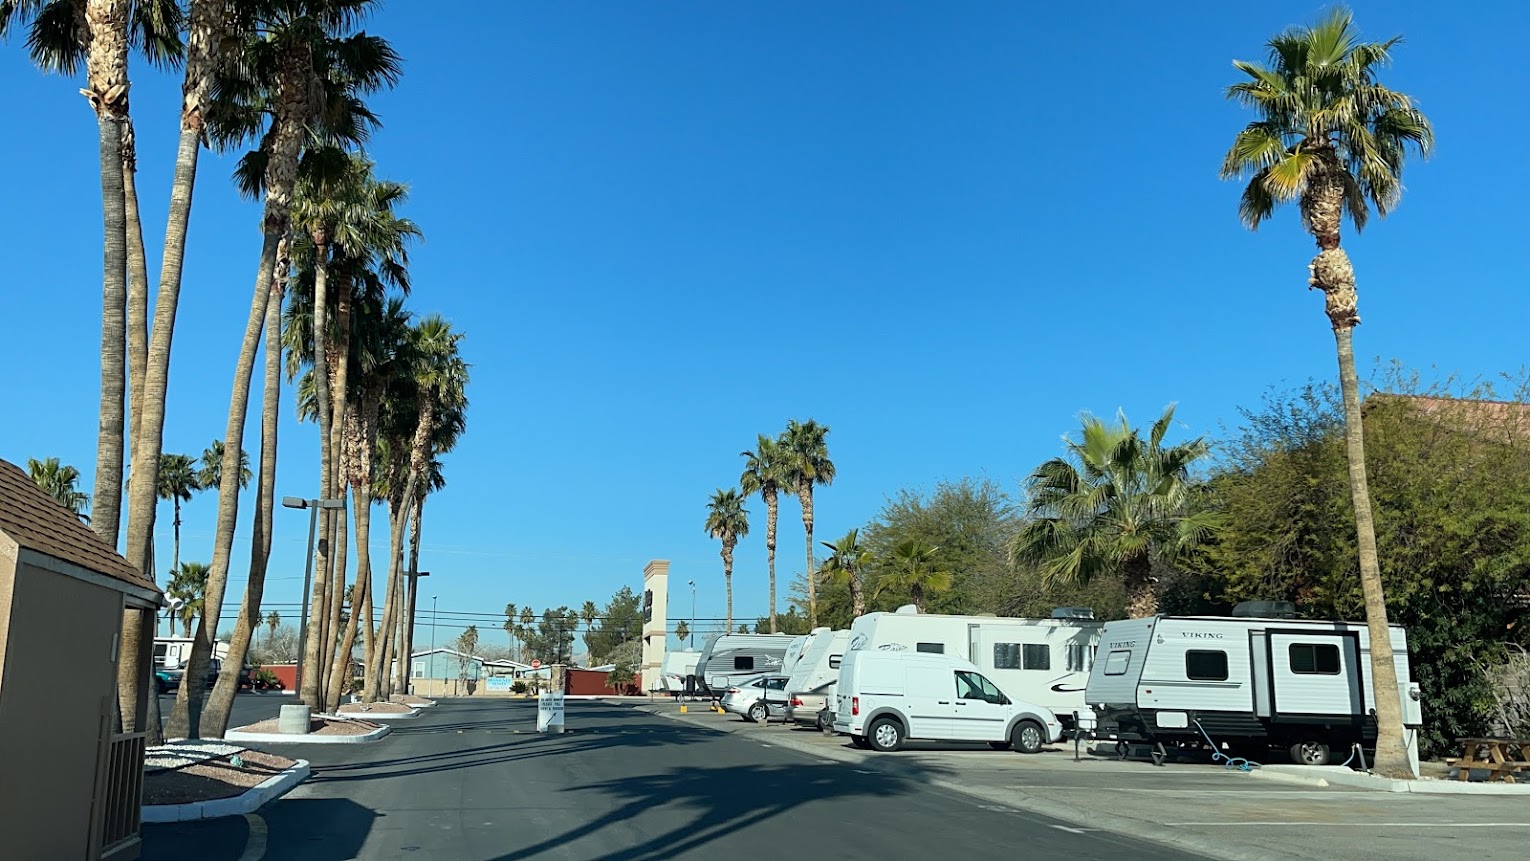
<box><xmin>260</xmin><ymin>797</ymin><xmax>379</xmax><ymax>861</ymax></box>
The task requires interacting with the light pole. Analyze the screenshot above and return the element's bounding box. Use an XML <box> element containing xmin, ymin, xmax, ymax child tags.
<box><xmin>431</xmin><ymin>595</ymin><xmax>439</xmax><ymax>654</ymax></box>
<box><xmin>283</xmin><ymin>495</ymin><xmax>345</xmax><ymax>696</ymax></box>
<box><xmin>688</xmin><ymin>580</ymin><xmax>696</xmax><ymax>648</ymax></box>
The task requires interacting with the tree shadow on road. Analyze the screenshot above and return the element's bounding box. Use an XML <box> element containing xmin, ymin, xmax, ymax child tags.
<box><xmin>490</xmin><ymin>757</ymin><xmax>954</xmax><ymax>861</ymax></box>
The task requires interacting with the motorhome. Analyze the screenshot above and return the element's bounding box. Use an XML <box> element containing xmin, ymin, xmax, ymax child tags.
<box><xmin>1085</xmin><ymin>603</ymin><xmax>1423</xmax><ymax>767</ymax></box>
<box><xmin>654</xmin><ymin>649</ymin><xmax>701</xmax><ymax>695</ymax></box>
<box><xmin>694</xmin><ymin>633</ymin><xmax>797</xmax><ymax>695</ymax></box>
<box><xmin>834</xmin><ymin>650</ymin><xmax>1064</xmax><ymax>753</ymax></box>
<box><xmin>846</xmin><ymin>606</ymin><xmax>1102</xmax><ymax>732</ymax></box>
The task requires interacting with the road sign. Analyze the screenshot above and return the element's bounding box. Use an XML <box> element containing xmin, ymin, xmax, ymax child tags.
<box><xmin>531</xmin><ymin>659</ymin><xmax>542</xmax><ymax>670</ymax></box>
<box><xmin>538</xmin><ymin>689</ymin><xmax>565</xmax><ymax>733</ymax></box>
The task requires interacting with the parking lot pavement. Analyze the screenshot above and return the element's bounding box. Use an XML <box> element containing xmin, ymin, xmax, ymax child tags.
<box><xmin>157</xmin><ymin>691</ymin><xmax>297</xmax><ymax>735</ymax></box>
<box><xmin>628</xmin><ymin>700</ymin><xmax>1530</xmax><ymax>861</ymax></box>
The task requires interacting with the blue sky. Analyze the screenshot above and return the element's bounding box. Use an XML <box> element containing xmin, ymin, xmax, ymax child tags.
<box><xmin>2</xmin><ymin>2</ymin><xmax>1526</xmax><ymax>650</ymax></box>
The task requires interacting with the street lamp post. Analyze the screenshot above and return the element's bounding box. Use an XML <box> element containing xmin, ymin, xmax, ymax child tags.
<box><xmin>688</xmin><ymin>580</ymin><xmax>696</xmax><ymax>648</ymax></box>
<box><xmin>283</xmin><ymin>495</ymin><xmax>345</xmax><ymax>696</ymax></box>
<box><xmin>431</xmin><ymin>595</ymin><xmax>439</xmax><ymax>654</ymax></box>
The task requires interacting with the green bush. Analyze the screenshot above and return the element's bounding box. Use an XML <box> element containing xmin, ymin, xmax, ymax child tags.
<box><xmin>511</xmin><ymin>680</ymin><xmax>527</xmax><ymax>694</ymax></box>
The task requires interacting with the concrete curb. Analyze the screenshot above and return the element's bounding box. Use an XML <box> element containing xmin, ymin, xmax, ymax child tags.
<box><xmin>335</xmin><ymin>707</ymin><xmax>422</xmax><ymax>720</ymax></box>
<box><xmin>1247</xmin><ymin>768</ymin><xmax>1330</xmax><ymax>788</ymax></box>
<box><xmin>627</xmin><ymin>702</ymin><xmax>1297</xmax><ymax>861</ymax></box>
<box><xmin>142</xmin><ymin>759</ymin><xmax>310</xmax><ymax>823</ymax></box>
<box><xmin>1257</xmin><ymin>765</ymin><xmax>1530</xmax><ymax>795</ymax></box>
<box><xmin>224</xmin><ymin>723</ymin><xmax>391</xmax><ymax>745</ymax></box>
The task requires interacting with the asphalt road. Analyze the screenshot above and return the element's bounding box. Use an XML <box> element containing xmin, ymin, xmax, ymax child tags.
<box><xmin>144</xmin><ymin>699</ymin><xmax>1202</xmax><ymax>861</ymax></box>
<box><xmin>157</xmin><ymin>692</ymin><xmax>296</xmax><ymax>733</ymax></box>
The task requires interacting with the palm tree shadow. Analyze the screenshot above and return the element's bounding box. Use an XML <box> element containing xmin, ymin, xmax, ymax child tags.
<box><xmin>491</xmin><ymin>759</ymin><xmax>950</xmax><ymax>861</ymax></box>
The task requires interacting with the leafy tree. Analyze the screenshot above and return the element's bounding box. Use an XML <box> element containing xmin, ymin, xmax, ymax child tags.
<box><xmin>521</xmin><ymin>607</ymin><xmax>578</xmax><ymax>665</ymax></box>
<box><xmin>861</xmin><ymin>478</ymin><xmax>1016</xmax><ymax>615</ymax></box>
<box><xmin>872</xmin><ymin>541</ymin><xmax>952</xmax><ymax>612</ymax></box>
<box><xmin>704</xmin><ymin>488</ymin><xmax>750</xmax><ymax>632</ymax></box>
<box><xmin>754</xmin><ymin>608</ymin><xmax>812</xmax><ymax>635</ymax></box>
<box><xmin>1220</xmin><ymin>9</ymin><xmax>1433</xmax><ymax>779</ymax></box>
<box><xmin>584</xmin><ymin>587</ymin><xmax>642</xmax><ymax>665</ymax></box>
<box><xmin>1011</xmin><ymin>406</ymin><xmax>1218</xmax><ymax>618</ymax></box>
<box><xmin>26</xmin><ymin>457</ymin><xmax>91</xmax><ymax>521</ymax></box>
<box><xmin>740</xmin><ymin>434</ymin><xmax>790</xmax><ymax>633</ymax></box>
<box><xmin>780</xmin><ymin>419</ymin><xmax>835</xmax><ymax>626</ymax></box>
<box><xmin>736</xmin><ymin>625</ymin><xmax>750</xmax><ymax>634</ymax></box>
<box><xmin>606</xmin><ymin>658</ymin><xmax>637</xmax><ymax>694</ymax></box>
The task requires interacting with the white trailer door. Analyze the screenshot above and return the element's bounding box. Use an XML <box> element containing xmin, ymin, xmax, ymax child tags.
<box><xmin>1268</xmin><ymin>632</ymin><xmax>1362</xmax><ymax>717</ymax></box>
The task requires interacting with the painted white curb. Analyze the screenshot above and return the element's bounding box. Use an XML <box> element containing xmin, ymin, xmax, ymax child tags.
<box><xmin>1255</xmin><ymin>764</ymin><xmax>1530</xmax><ymax>795</ymax></box>
<box><xmin>336</xmin><ymin>707</ymin><xmax>421</xmax><ymax>720</ymax></box>
<box><xmin>142</xmin><ymin>760</ymin><xmax>310</xmax><ymax>823</ymax></box>
<box><xmin>224</xmin><ymin>723</ymin><xmax>391</xmax><ymax>745</ymax></box>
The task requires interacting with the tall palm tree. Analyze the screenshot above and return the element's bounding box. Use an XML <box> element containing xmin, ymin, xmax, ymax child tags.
<box><xmin>167</xmin><ymin>561</ymin><xmax>209</xmax><ymax>637</ymax></box>
<box><xmin>196</xmin><ymin>439</ymin><xmax>251</xmax><ymax>491</ymax></box>
<box><xmin>780</xmin><ymin>419</ymin><xmax>835</xmax><ymax>627</ymax></box>
<box><xmin>872</xmin><ymin>540</ymin><xmax>952</xmax><ymax>613</ymax></box>
<box><xmin>266</xmin><ymin>610</ymin><xmax>280</xmax><ymax>645</ymax></box>
<box><xmin>819</xmin><ymin>528</ymin><xmax>870</xmax><ymax>618</ymax></box>
<box><xmin>704</xmin><ymin>488</ymin><xmax>750</xmax><ymax>632</ymax></box>
<box><xmin>739</xmin><ymin>434</ymin><xmax>788</xmax><ymax>633</ymax></box>
<box><xmin>580</xmin><ymin>600</ymin><xmax>599</xmax><ymax>660</ymax></box>
<box><xmin>155</xmin><ymin>453</ymin><xmax>199</xmax><ymax>575</ymax></box>
<box><xmin>1011</xmin><ymin>407</ymin><xmax>1217</xmax><ymax>619</ymax></box>
<box><xmin>25</xmin><ymin>457</ymin><xmax>91</xmax><ymax>520</ymax></box>
<box><xmin>1220</xmin><ymin>10</ymin><xmax>1432</xmax><ymax>779</ymax></box>
<box><xmin>169</xmin><ymin>0</ymin><xmax>400</xmax><ymax>739</ymax></box>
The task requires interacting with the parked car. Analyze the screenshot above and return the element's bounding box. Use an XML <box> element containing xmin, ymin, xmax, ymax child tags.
<box><xmin>721</xmin><ymin>674</ymin><xmax>790</xmax><ymax>723</ymax></box>
<box><xmin>785</xmin><ymin>681</ymin><xmax>836</xmax><ymax>730</ymax></box>
<box><xmin>155</xmin><ymin>667</ymin><xmax>181</xmax><ymax>694</ymax></box>
<box><xmin>834</xmin><ymin>650</ymin><xmax>1064</xmax><ymax>753</ymax></box>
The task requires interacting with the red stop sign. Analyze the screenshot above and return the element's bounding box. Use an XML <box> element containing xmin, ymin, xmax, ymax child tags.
<box><xmin>531</xmin><ymin>659</ymin><xmax>542</xmax><ymax>669</ymax></box>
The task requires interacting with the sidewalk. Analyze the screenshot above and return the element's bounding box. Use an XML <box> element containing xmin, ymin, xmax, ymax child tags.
<box><xmin>624</xmin><ymin>701</ymin><xmax>1530</xmax><ymax>861</ymax></box>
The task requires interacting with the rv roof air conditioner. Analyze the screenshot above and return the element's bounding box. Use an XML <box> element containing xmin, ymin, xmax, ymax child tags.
<box><xmin>1231</xmin><ymin>600</ymin><xmax>1297</xmax><ymax>619</ymax></box>
<box><xmin>1051</xmin><ymin>607</ymin><xmax>1096</xmax><ymax>620</ymax></box>
<box><xmin>895</xmin><ymin>605</ymin><xmax>920</xmax><ymax>615</ymax></box>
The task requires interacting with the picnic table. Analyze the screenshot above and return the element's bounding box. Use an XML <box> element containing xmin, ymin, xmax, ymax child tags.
<box><xmin>1450</xmin><ymin>737</ymin><xmax>1530</xmax><ymax>783</ymax></box>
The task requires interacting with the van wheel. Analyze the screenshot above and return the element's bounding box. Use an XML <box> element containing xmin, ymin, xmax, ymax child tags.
<box><xmin>1012</xmin><ymin>720</ymin><xmax>1046</xmax><ymax>754</ymax></box>
<box><xmin>987</xmin><ymin>740</ymin><xmax>1012</xmax><ymax>750</ymax></box>
<box><xmin>1289</xmin><ymin>739</ymin><xmax>1331</xmax><ymax>766</ymax></box>
<box><xmin>850</xmin><ymin>734</ymin><xmax>873</xmax><ymax>749</ymax></box>
<box><xmin>868</xmin><ymin>717</ymin><xmax>905</xmax><ymax>752</ymax></box>
<box><xmin>748</xmin><ymin>702</ymin><xmax>768</xmax><ymax>723</ymax></box>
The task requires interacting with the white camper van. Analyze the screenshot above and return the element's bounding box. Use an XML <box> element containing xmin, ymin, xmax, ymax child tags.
<box><xmin>694</xmin><ymin>633</ymin><xmax>797</xmax><ymax>695</ymax></box>
<box><xmin>846</xmin><ymin>606</ymin><xmax>1101</xmax><ymax>733</ymax></box>
<box><xmin>834</xmin><ymin>650</ymin><xmax>1064</xmax><ymax>753</ymax></box>
<box><xmin>1086</xmin><ymin>603</ymin><xmax>1423</xmax><ymax>766</ymax></box>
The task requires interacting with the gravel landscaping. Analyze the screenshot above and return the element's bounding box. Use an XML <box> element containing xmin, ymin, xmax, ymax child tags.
<box><xmin>143</xmin><ymin>750</ymin><xmax>296</xmax><ymax>806</ymax></box>
<box><xmin>233</xmin><ymin>715</ymin><xmax>382</xmax><ymax>735</ymax></box>
<box><xmin>338</xmin><ymin>701</ymin><xmax>415</xmax><ymax>715</ymax></box>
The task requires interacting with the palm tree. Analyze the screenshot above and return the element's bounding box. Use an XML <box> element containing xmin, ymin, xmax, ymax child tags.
<box><xmin>819</xmin><ymin>528</ymin><xmax>871</xmax><ymax>618</ymax></box>
<box><xmin>196</xmin><ymin>439</ymin><xmax>251</xmax><ymax>491</ymax></box>
<box><xmin>580</xmin><ymin>600</ymin><xmax>599</xmax><ymax>659</ymax></box>
<box><xmin>1219</xmin><ymin>10</ymin><xmax>1432</xmax><ymax>779</ymax></box>
<box><xmin>155</xmin><ymin>453</ymin><xmax>199</xmax><ymax>575</ymax></box>
<box><xmin>780</xmin><ymin>419</ymin><xmax>835</xmax><ymax>627</ymax></box>
<box><xmin>704</xmin><ymin>488</ymin><xmax>750</xmax><ymax>632</ymax></box>
<box><xmin>171</xmin><ymin>0</ymin><xmax>400</xmax><ymax>739</ymax></box>
<box><xmin>873</xmin><ymin>540</ymin><xmax>952</xmax><ymax>612</ymax></box>
<box><xmin>26</xmin><ymin>457</ymin><xmax>91</xmax><ymax>521</ymax></box>
<box><xmin>167</xmin><ymin>561</ymin><xmax>209</xmax><ymax>637</ymax></box>
<box><xmin>1010</xmin><ymin>407</ymin><xmax>1217</xmax><ymax>619</ymax></box>
<box><xmin>266</xmin><ymin>611</ymin><xmax>281</xmax><ymax>645</ymax></box>
<box><xmin>674</xmin><ymin>620</ymin><xmax>690</xmax><ymax>647</ymax></box>
<box><xmin>739</xmin><ymin>434</ymin><xmax>789</xmax><ymax>633</ymax></box>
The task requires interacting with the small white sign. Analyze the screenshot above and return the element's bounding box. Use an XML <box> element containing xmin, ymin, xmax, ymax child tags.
<box><xmin>537</xmin><ymin>689</ymin><xmax>565</xmax><ymax>733</ymax></box>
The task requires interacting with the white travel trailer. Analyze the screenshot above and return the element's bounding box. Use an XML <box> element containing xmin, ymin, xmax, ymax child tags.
<box><xmin>846</xmin><ymin>606</ymin><xmax>1102</xmax><ymax>732</ymax></box>
<box><xmin>654</xmin><ymin>649</ymin><xmax>701</xmax><ymax>695</ymax></box>
<box><xmin>786</xmin><ymin>628</ymin><xmax>850</xmax><ymax>699</ymax></box>
<box><xmin>1086</xmin><ymin>603</ymin><xmax>1423</xmax><ymax>768</ymax></box>
<box><xmin>781</xmin><ymin>633</ymin><xmax>813</xmax><ymax>679</ymax></box>
<box><xmin>694</xmin><ymin>633</ymin><xmax>797</xmax><ymax>695</ymax></box>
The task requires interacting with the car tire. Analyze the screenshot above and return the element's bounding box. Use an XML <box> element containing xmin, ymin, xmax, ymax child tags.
<box><xmin>850</xmin><ymin>734</ymin><xmax>873</xmax><ymax>749</ymax></box>
<box><xmin>868</xmin><ymin>717</ymin><xmax>905</xmax><ymax>752</ymax></box>
<box><xmin>1012</xmin><ymin>720</ymin><xmax>1046</xmax><ymax>754</ymax></box>
<box><xmin>988</xmin><ymin>740</ymin><xmax>1012</xmax><ymax>750</ymax></box>
<box><xmin>1289</xmin><ymin>739</ymin><xmax>1331</xmax><ymax>766</ymax></box>
<box><xmin>748</xmin><ymin>702</ymin><xmax>768</xmax><ymax>723</ymax></box>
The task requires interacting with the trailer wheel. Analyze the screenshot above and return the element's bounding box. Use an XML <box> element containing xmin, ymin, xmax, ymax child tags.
<box><xmin>1012</xmin><ymin>720</ymin><xmax>1046</xmax><ymax>754</ymax></box>
<box><xmin>1288</xmin><ymin>739</ymin><xmax>1332</xmax><ymax>766</ymax></box>
<box><xmin>868</xmin><ymin>717</ymin><xmax>905</xmax><ymax>752</ymax></box>
<box><xmin>816</xmin><ymin>710</ymin><xmax>832</xmax><ymax>732</ymax></box>
<box><xmin>850</xmin><ymin>734</ymin><xmax>872</xmax><ymax>749</ymax></box>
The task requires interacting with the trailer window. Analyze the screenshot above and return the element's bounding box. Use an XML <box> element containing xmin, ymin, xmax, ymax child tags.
<box><xmin>916</xmin><ymin>642</ymin><xmax>944</xmax><ymax>654</ymax></box>
<box><xmin>1288</xmin><ymin>643</ymin><xmax>1340</xmax><ymax>675</ymax></box>
<box><xmin>1023</xmin><ymin>644</ymin><xmax>1051</xmax><ymax>670</ymax></box>
<box><xmin>1185</xmin><ymin>650</ymin><xmax>1229</xmax><ymax>681</ymax></box>
<box><xmin>993</xmin><ymin>644</ymin><xmax>1020</xmax><ymax>669</ymax></box>
<box><xmin>734</xmin><ymin>656</ymin><xmax>755</xmax><ymax>671</ymax></box>
<box><xmin>1103</xmin><ymin>650</ymin><xmax>1131</xmax><ymax>676</ymax></box>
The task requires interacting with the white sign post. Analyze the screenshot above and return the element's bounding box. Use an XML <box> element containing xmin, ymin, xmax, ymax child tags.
<box><xmin>537</xmin><ymin>688</ymin><xmax>565</xmax><ymax>734</ymax></box>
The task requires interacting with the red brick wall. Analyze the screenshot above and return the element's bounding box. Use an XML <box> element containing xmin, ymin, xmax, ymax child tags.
<box><xmin>566</xmin><ymin>668</ymin><xmax>641</xmax><ymax>696</ymax></box>
<box><xmin>263</xmin><ymin>663</ymin><xmax>297</xmax><ymax>691</ymax></box>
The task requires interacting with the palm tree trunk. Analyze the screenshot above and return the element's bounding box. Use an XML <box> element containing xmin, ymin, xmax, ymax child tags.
<box><xmin>396</xmin><ymin>496</ymin><xmax>424</xmax><ymax>694</ymax></box>
<box><xmin>848</xmin><ymin>570</ymin><xmax>864</xmax><ymax>618</ymax></box>
<box><xmin>204</xmin><ymin>282</ymin><xmax>282</xmax><ymax>737</ymax></box>
<box><xmin>321</xmin><ymin>442</ymin><xmax>348</xmax><ymax>701</ymax></box>
<box><xmin>765</xmin><ymin>489</ymin><xmax>778</xmax><ymax>634</ymax></box>
<box><xmin>305</xmin><ymin>247</ymin><xmax>335</xmax><ymax>708</ymax></box>
<box><xmin>722</xmin><ymin>544</ymin><xmax>734</xmax><ymax>632</ymax></box>
<box><xmin>799</xmin><ymin>483</ymin><xmax>816</xmax><ymax>627</ymax></box>
<box><xmin>324</xmin><ymin>437</ymin><xmax>361</xmax><ymax>714</ymax></box>
<box><xmin>1334</xmin><ymin>325</ymin><xmax>1412</xmax><ymax>777</ymax></box>
<box><xmin>367</xmin><ymin>495</ymin><xmax>413</xmax><ymax>701</ymax></box>
<box><xmin>1123</xmin><ymin>554</ymin><xmax>1158</xmax><ymax>619</ymax></box>
<box><xmin>172</xmin><ymin>497</ymin><xmax>182</xmax><ymax>575</ymax></box>
<box><xmin>124</xmin><ymin>117</ymin><xmax>148</xmax><ymax>448</ymax></box>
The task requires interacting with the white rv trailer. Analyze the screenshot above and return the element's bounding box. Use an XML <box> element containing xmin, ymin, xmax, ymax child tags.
<box><xmin>1086</xmin><ymin>604</ymin><xmax>1423</xmax><ymax>767</ymax></box>
<box><xmin>694</xmin><ymin>633</ymin><xmax>797</xmax><ymax>695</ymax></box>
<box><xmin>654</xmin><ymin>649</ymin><xmax>701</xmax><ymax>695</ymax></box>
<box><xmin>846</xmin><ymin>606</ymin><xmax>1102</xmax><ymax>732</ymax></box>
<box><xmin>780</xmin><ymin>633</ymin><xmax>814</xmax><ymax>679</ymax></box>
<box><xmin>786</xmin><ymin>629</ymin><xmax>850</xmax><ymax>699</ymax></box>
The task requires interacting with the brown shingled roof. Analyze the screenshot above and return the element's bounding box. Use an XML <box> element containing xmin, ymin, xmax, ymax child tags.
<box><xmin>0</xmin><ymin>458</ymin><xmax>159</xmax><ymax>594</ymax></box>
